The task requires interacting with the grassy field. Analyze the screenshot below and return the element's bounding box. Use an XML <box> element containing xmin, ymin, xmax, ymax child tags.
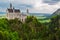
<box><xmin>36</xmin><ymin>16</ymin><xmax>51</xmax><ymax>23</ymax></box>
<box><xmin>38</xmin><ymin>19</ymin><xmax>50</xmax><ymax>23</ymax></box>
<box><xmin>0</xmin><ymin>14</ymin><xmax>6</xmax><ymax>18</ymax></box>
<box><xmin>0</xmin><ymin>16</ymin><xmax>6</xmax><ymax>19</ymax></box>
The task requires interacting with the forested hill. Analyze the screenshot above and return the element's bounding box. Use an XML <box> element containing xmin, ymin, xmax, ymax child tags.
<box><xmin>0</xmin><ymin>15</ymin><xmax>60</xmax><ymax>40</ymax></box>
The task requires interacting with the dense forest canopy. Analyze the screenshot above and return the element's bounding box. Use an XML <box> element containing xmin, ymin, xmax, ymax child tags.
<box><xmin>0</xmin><ymin>15</ymin><xmax>60</xmax><ymax>40</ymax></box>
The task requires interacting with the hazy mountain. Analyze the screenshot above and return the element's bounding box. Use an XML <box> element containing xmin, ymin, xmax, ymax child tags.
<box><xmin>29</xmin><ymin>13</ymin><xmax>51</xmax><ymax>17</ymax></box>
<box><xmin>0</xmin><ymin>12</ymin><xmax>51</xmax><ymax>17</ymax></box>
<box><xmin>0</xmin><ymin>12</ymin><xmax>51</xmax><ymax>19</ymax></box>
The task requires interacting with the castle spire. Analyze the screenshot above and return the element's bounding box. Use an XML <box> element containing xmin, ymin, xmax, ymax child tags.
<box><xmin>10</xmin><ymin>3</ymin><xmax>12</xmax><ymax>9</ymax></box>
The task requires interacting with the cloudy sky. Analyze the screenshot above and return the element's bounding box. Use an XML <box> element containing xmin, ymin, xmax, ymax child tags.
<box><xmin>0</xmin><ymin>0</ymin><xmax>60</xmax><ymax>14</ymax></box>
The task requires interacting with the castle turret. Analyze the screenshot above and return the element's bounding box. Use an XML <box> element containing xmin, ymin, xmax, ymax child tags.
<box><xmin>26</xmin><ymin>9</ymin><xmax>29</xmax><ymax>16</ymax></box>
<box><xmin>27</xmin><ymin>9</ymin><xmax>29</xmax><ymax>14</ymax></box>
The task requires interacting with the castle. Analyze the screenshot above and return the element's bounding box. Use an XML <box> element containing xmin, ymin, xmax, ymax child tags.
<box><xmin>6</xmin><ymin>3</ymin><xmax>29</xmax><ymax>22</ymax></box>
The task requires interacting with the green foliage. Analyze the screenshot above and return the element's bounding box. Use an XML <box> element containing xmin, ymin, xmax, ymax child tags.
<box><xmin>0</xmin><ymin>31</ymin><xmax>19</xmax><ymax>40</ymax></box>
<box><xmin>0</xmin><ymin>15</ymin><xmax>60</xmax><ymax>40</ymax></box>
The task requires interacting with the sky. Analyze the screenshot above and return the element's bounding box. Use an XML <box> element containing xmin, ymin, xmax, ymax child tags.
<box><xmin>0</xmin><ymin>0</ymin><xmax>60</xmax><ymax>14</ymax></box>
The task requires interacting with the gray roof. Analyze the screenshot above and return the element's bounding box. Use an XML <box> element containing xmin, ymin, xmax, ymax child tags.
<box><xmin>7</xmin><ymin>8</ymin><xmax>20</xmax><ymax>13</ymax></box>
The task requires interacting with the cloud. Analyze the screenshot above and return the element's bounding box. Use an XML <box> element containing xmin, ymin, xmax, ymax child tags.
<box><xmin>0</xmin><ymin>0</ymin><xmax>60</xmax><ymax>13</ymax></box>
<box><xmin>26</xmin><ymin>0</ymin><xmax>60</xmax><ymax>13</ymax></box>
<box><xmin>43</xmin><ymin>0</ymin><xmax>60</xmax><ymax>5</ymax></box>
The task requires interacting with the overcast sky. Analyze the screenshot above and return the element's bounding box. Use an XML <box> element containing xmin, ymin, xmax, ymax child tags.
<box><xmin>0</xmin><ymin>0</ymin><xmax>60</xmax><ymax>14</ymax></box>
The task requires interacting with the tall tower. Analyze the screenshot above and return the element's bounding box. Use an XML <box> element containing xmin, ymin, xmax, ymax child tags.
<box><xmin>10</xmin><ymin>3</ymin><xmax>13</xmax><ymax>9</ymax></box>
<box><xmin>27</xmin><ymin>9</ymin><xmax>29</xmax><ymax>14</ymax></box>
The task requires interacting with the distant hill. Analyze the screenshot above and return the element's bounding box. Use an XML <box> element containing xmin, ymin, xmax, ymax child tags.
<box><xmin>0</xmin><ymin>12</ymin><xmax>51</xmax><ymax>19</ymax></box>
<box><xmin>0</xmin><ymin>12</ymin><xmax>51</xmax><ymax>17</ymax></box>
<box><xmin>0</xmin><ymin>12</ymin><xmax>6</xmax><ymax>16</ymax></box>
<box><xmin>29</xmin><ymin>13</ymin><xmax>51</xmax><ymax>17</ymax></box>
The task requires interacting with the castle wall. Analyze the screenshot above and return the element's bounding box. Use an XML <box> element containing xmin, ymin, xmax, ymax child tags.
<box><xmin>7</xmin><ymin>12</ymin><xmax>21</xmax><ymax>19</ymax></box>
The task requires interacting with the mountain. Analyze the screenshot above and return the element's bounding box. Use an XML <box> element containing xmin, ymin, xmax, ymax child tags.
<box><xmin>52</xmin><ymin>9</ymin><xmax>60</xmax><ymax>16</ymax></box>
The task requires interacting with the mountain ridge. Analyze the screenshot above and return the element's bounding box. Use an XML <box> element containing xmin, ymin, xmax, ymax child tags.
<box><xmin>52</xmin><ymin>9</ymin><xmax>60</xmax><ymax>16</ymax></box>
